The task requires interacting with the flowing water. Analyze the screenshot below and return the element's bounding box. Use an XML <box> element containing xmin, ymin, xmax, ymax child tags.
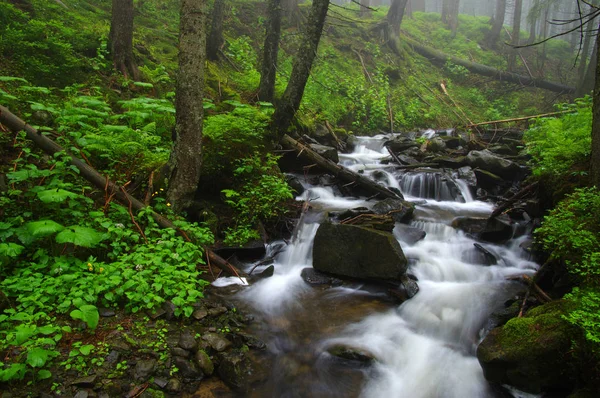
<box><xmin>219</xmin><ymin>134</ymin><xmax>538</xmax><ymax>397</ymax></box>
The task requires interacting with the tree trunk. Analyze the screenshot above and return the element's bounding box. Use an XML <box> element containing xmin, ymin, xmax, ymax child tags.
<box><xmin>406</xmin><ymin>37</ymin><xmax>575</xmax><ymax>93</ymax></box>
<box><xmin>441</xmin><ymin>0</ymin><xmax>449</xmax><ymax>23</ymax></box>
<box><xmin>206</xmin><ymin>0</ymin><xmax>225</xmax><ymax>61</ymax></box>
<box><xmin>578</xmin><ymin>37</ymin><xmax>598</xmax><ymax>97</ymax></box>
<box><xmin>272</xmin><ymin>0</ymin><xmax>330</xmax><ymax>135</ymax></box>
<box><xmin>109</xmin><ymin>0</ymin><xmax>139</xmax><ymax>80</ymax></box>
<box><xmin>387</xmin><ymin>0</ymin><xmax>410</xmax><ymax>37</ymax></box>
<box><xmin>527</xmin><ymin>14</ymin><xmax>537</xmax><ymax>45</ymax></box>
<box><xmin>507</xmin><ymin>0</ymin><xmax>523</xmax><ymax>72</ymax></box>
<box><xmin>592</xmin><ymin>32</ymin><xmax>600</xmax><ymax>187</ymax></box>
<box><xmin>447</xmin><ymin>0</ymin><xmax>460</xmax><ymax>38</ymax></box>
<box><xmin>487</xmin><ymin>0</ymin><xmax>506</xmax><ymax>48</ymax></box>
<box><xmin>258</xmin><ymin>0</ymin><xmax>282</xmax><ymax>103</ymax></box>
<box><xmin>167</xmin><ymin>0</ymin><xmax>207</xmax><ymax>212</ymax></box>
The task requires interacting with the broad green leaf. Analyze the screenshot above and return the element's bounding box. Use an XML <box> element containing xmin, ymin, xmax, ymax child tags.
<box><xmin>37</xmin><ymin>369</ymin><xmax>52</xmax><ymax>380</ymax></box>
<box><xmin>37</xmin><ymin>325</ymin><xmax>59</xmax><ymax>335</ymax></box>
<box><xmin>24</xmin><ymin>220</ymin><xmax>64</xmax><ymax>239</ymax></box>
<box><xmin>26</xmin><ymin>347</ymin><xmax>54</xmax><ymax>368</ymax></box>
<box><xmin>70</xmin><ymin>305</ymin><xmax>99</xmax><ymax>330</ymax></box>
<box><xmin>0</xmin><ymin>363</ymin><xmax>27</xmax><ymax>382</ymax></box>
<box><xmin>15</xmin><ymin>324</ymin><xmax>37</xmax><ymax>345</ymax></box>
<box><xmin>133</xmin><ymin>81</ymin><xmax>153</xmax><ymax>88</ymax></box>
<box><xmin>56</xmin><ymin>226</ymin><xmax>104</xmax><ymax>248</ymax></box>
<box><xmin>0</xmin><ymin>243</ymin><xmax>24</xmax><ymax>258</ymax></box>
<box><xmin>79</xmin><ymin>344</ymin><xmax>94</xmax><ymax>355</ymax></box>
<box><xmin>36</xmin><ymin>189</ymin><xmax>78</xmax><ymax>203</ymax></box>
<box><xmin>0</xmin><ymin>76</ymin><xmax>28</xmax><ymax>83</ymax></box>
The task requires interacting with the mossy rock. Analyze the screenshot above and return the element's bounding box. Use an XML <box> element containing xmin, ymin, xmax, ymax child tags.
<box><xmin>477</xmin><ymin>300</ymin><xmax>577</xmax><ymax>394</ymax></box>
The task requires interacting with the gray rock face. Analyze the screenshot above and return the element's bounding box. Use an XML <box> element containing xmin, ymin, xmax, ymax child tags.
<box><xmin>385</xmin><ymin>136</ymin><xmax>419</xmax><ymax>153</ymax></box>
<box><xmin>178</xmin><ymin>332</ymin><xmax>198</xmax><ymax>351</ymax></box>
<box><xmin>427</xmin><ymin>136</ymin><xmax>446</xmax><ymax>152</ymax></box>
<box><xmin>134</xmin><ymin>359</ymin><xmax>156</xmax><ymax>380</ymax></box>
<box><xmin>313</xmin><ymin>222</ymin><xmax>408</xmax><ymax>281</ymax></box>
<box><xmin>372</xmin><ymin>198</ymin><xmax>415</xmax><ymax>223</ymax></box>
<box><xmin>309</xmin><ymin>144</ymin><xmax>339</xmax><ymax>163</ymax></box>
<box><xmin>466</xmin><ymin>150</ymin><xmax>521</xmax><ymax>179</ymax></box>
<box><xmin>393</xmin><ymin>224</ymin><xmax>426</xmax><ymax>245</ymax></box>
<box><xmin>202</xmin><ymin>333</ymin><xmax>233</xmax><ymax>352</ymax></box>
<box><xmin>173</xmin><ymin>356</ymin><xmax>203</xmax><ymax>379</ymax></box>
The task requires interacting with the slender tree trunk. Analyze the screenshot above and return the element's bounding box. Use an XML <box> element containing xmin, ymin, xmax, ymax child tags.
<box><xmin>206</xmin><ymin>0</ymin><xmax>225</xmax><ymax>61</ymax></box>
<box><xmin>167</xmin><ymin>0</ymin><xmax>207</xmax><ymax>212</ymax></box>
<box><xmin>387</xmin><ymin>0</ymin><xmax>410</xmax><ymax>37</ymax></box>
<box><xmin>507</xmin><ymin>0</ymin><xmax>523</xmax><ymax>72</ymax></box>
<box><xmin>109</xmin><ymin>0</ymin><xmax>139</xmax><ymax>80</ymax></box>
<box><xmin>272</xmin><ymin>0</ymin><xmax>330</xmax><ymax>135</ymax></box>
<box><xmin>447</xmin><ymin>0</ymin><xmax>460</xmax><ymax>38</ymax></box>
<box><xmin>258</xmin><ymin>0</ymin><xmax>282</xmax><ymax>102</ymax></box>
<box><xmin>487</xmin><ymin>0</ymin><xmax>506</xmax><ymax>48</ymax></box>
<box><xmin>527</xmin><ymin>14</ymin><xmax>537</xmax><ymax>45</ymax></box>
<box><xmin>591</xmin><ymin>31</ymin><xmax>600</xmax><ymax>187</ymax></box>
<box><xmin>580</xmin><ymin>39</ymin><xmax>599</xmax><ymax>96</ymax></box>
<box><xmin>441</xmin><ymin>0</ymin><xmax>449</xmax><ymax>23</ymax></box>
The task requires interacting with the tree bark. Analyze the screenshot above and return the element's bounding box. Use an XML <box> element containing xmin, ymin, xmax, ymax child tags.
<box><xmin>578</xmin><ymin>37</ymin><xmax>598</xmax><ymax>97</ymax></box>
<box><xmin>591</xmin><ymin>32</ymin><xmax>600</xmax><ymax>187</ymax></box>
<box><xmin>206</xmin><ymin>0</ymin><xmax>225</xmax><ymax>61</ymax></box>
<box><xmin>258</xmin><ymin>0</ymin><xmax>282</xmax><ymax>102</ymax></box>
<box><xmin>447</xmin><ymin>0</ymin><xmax>460</xmax><ymax>38</ymax></box>
<box><xmin>487</xmin><ymin>0</ymin><xmax>506</xmax><ymax>48</ymax></box>
<box><xmin>387</xmin><ymin>0</ymin><xmax>410</xmax><ymax>37</ymax></box>
<box><xmin>507</xmin><ymin>0</ymin><xmax>523</xmax><ymax>72</ymax></box>
<box><xmin>272</xmin><ymin>0</ymin><xmax>330</xmax><ymax>135</ymax></box>
<box><xmin>0</xmin><ymin>105</ymin><xmax>246</xmax><ymax>278</ymax></box>
<box><xmin>109</xmin><ymin>0</ymin><xmax>139</xmax><ymax>80</ymax></box>
<box><xmin>406</xmin><ymin>37</ymin><xmax>575</xmax><ymax>93</ymax></box>
<box><xmin>167</xmin><ymin>0</ymin><xmax>207</xmax><ymax>212</ymax></box>
<box><xmin>281</xmin><ymin>134</ymin><xmax>403</xmax><ymax>200</ymax></box>
<box><xmin>441</xmin><ymin>0</ymin><xmax>449</xmax><ymax>23</ymax></box>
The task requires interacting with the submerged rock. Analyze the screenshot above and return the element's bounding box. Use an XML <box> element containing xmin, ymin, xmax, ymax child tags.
<box><xmin>301</xmin><ymin>268</ymin><xmax>343</xmax><ymax>286</ymax></box>
<box><xmin>477</xmin><ymin>300</ymin><xmax>577</xmax><ymax>394</ymax></box>
<box><xmin>372</xmin><ymin>198</ymin><xmax>415</xmax><ymax>223</ymax></box>
<box><xmin>393</xmin><ymin>224</ymin><xmax>426</xmax><ymax>245</ymax></box>
<box><xmin>217</xmin><ymin>351</ymin><xmax>268</xmax><ymax>392</ymax></box>
<box><xmin>327</xmin><ymin>344</ymin><xmax>376</xmax><ymax>364</ymax></box>
<box><xmin>313</xmin><ymin>222</ymin><xmax>408</xmax><ymax>281</ymax></box>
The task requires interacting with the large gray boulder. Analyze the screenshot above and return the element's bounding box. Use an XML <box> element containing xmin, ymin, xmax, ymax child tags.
<box><xmin>466</xmin><ymin>150</ymin><xmax>521</xmax><ymax>179</ymax></box>
<box><xmin>309</xmin><ymin>143</ymin><xmax>339</xmax><ymax>163</ymax></box>
<box><xmin>372</xmin><ymin>198</ymin><xmax>415</xmax><ymax>223</ymax></box>
<box><xmin>313</xmin><ymin>222</ymin><xmax>408</xmax><ymax>281</ymax></box>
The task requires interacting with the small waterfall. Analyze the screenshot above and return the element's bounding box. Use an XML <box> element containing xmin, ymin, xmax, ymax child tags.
<box><xmin>219</xmin><ymin>133</ymin><xmax>537</xmax><ymax>397</ymax></box>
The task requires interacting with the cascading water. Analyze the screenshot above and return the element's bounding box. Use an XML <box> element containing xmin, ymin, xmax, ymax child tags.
<box><xmin>221</xmin><ymin>134</ymin><xmax>538</xmax><ymax>397</ymax></box>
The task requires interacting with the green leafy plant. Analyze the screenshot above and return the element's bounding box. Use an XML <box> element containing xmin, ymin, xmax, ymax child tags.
<box><xmin>70</xmin><ymin>305</ymin><xmax>100</xmax><ymax>331</ymax></box>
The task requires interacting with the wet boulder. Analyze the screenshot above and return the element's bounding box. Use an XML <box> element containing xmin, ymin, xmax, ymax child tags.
<box><xmin>385</xmin><ymin>136</ymin><xmax>419</xmax><ymax>153</ymax></box>
<box><xmin>309</xmin><ymin>143</ymin><xmax>339</xmax><ymax>163</ymax></box>
<box><xmin>426</xmin><ymin>137</ymin><xmax>447</xmax><ymax>152</ymax></box>
<box><xmin>466</xmin><ymin>150</ymin><xmax>522</xmax><ymax>180</ymax></box>
<box><xmin>313</xmin><ymin>222</ymin><xmax>408</xmax><ymax>281</ymax></box>
<box><xmin>393</xmin><ymin>224</ymin><xmax>426</xmax><ymax>245</ymax></box>
<box><xmin>326</xmin><ymin>344</ymin><xmax>376</xmax><ymax>365</ymax></box>
<box><xmin>451</xmin><ymin>216</ymin><xmax>513</xmax><ymax>243</ymax></box>
<box><xmin>477</xmin><ymin>301</ymin><xmax>577</xmax><ymax>394</ymax></box>
<box><xmin>457</xmin><ymin>166</ymin><xmax>477</xmax><ymax>189</ymax></box>
<box><xmin>372</xmin><ymin>198</ymin><xmax>415</xmax><ymax>223</ymax></box>
<box><xmin>217</xmin><ymin>351</ymin><xmax>269</xmax><ymax>393</ymax></box>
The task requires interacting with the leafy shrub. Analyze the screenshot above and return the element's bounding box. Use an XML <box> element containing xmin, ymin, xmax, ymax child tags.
<box><xmin>222</xmin><ymin>154</ymin><xmax>293</xmax><ymax>245</ymax></box>
<box><xmin>524</xmin><ymin>97</ymin><xmax>592</xmax><ymax>179</ymax></box>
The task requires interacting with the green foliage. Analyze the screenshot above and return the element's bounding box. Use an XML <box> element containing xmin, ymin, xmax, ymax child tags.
<box><xmin>535</xmin><ymin>187</ymin><xmax>600</xmax><ymax>281</ymax></box>
<box><xmin>70</xmin><ymin>305</ymin><xmax>100</xmax><ymax>331</ymax></box>
<box><xmin>524</xmin><ymin>97</ymin><xmax>592</xmax><ymax>179</ymax></box>
<box><xmin>564</xmin><ymin>288</ymin><xmax>600</xmax><ymax>349</ymax></box>
<box><xmin>222</xmin><ymin>154</ymin><xmax>293</xmax><ymax>245</ymax></box>
<box><xmin>203</xmin><ymin>103</ymin><xmax>273</xmax><ymax>176</ymax></box>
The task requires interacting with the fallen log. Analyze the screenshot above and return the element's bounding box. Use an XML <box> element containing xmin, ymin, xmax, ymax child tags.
<box><xmin>466</xmin><ymin>110</ymin><xmax>575</xmax><ymax>128</ymax></box>
<box><xmin>281</xmin><ymin>134</ymin><xmax>403</xmax><ymax>200</ymax></box>
<box><xmin>0</xmin><ymin>105</ymin><xmax>247</xmax><ymax>279</ymax></box>
<box><xmin>404</xmin><ymin>38</ymin><xmax>576</xmax><ymax>94</ymax></box>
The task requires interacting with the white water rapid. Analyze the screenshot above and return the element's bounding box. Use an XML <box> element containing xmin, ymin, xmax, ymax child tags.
<box><xmin>219</xmin><ymin>134</ymin><xmax>539</xmax><ymax>397</ymax></box>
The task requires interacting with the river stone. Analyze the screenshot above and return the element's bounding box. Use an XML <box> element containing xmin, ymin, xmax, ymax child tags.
<box><xmin>192</xmin><ymin>307</ymin><xmax>208</xmax><ymax>320</ymax></box>
<box><xmin>477</xmin><ymin>300</ymin><xmax>576</xmax><ymax>394</ymax></box>
<box><xmin>327</xmin><ymin>344</ymin><xmax>376</xmax><ymax>364</ymax></box>
<box><xmin>458</xmin><ymin>166</ymin><xmax>477</xmax><ymax>188</ymax></box>
<box><xmin>372</xmin><ymin>198</ymin><xmax>414</xmax><ymax>223</ymax></box>
<box><xmin>301</xmin><ymin>268</ymin><xmax>343</xmax><ymax>286</ymax></box>
<box><xmin>178</xmin><ymin>331</ymin><xmax>198</xmax><ymax>351</ymax></box>
<box><xmin>400</xmin><ymin>275</ymin><xmax>419</xmax><ymax>298</ymax></box>
<box><xmin>134</xmin><ymin>359</ymin><xmax>156</xmax><ymax>380</ymax></box>
<box><xmin>393</xmin><ymin>224</ymin><xmax>426</xmax><ymax>245</ymax></box>
<box><xmin>172</xmin><ymin>347</ymin><xmax>191</xmax><ymax>358</ymax></box>
<box><xmin>309</xmin><ymin>143</ymin><xmax>339</xmax><ymax>163</ymax></box>
<box><xmin>173</xmin><ymin>356</ymin><xmax>203</xmax><ymax>380</ymax></box>
<box><xmin>427</xmin><ymin>136</ymin><xmax>446</xmax><ymax>152</ymax></box>
<box><xmin>451</xmin><ymin>216</ymin><xmax>513</xmax><ymax>243</ymax></box>
<box><xmin>166</xmin><ymin>378</ymin><xmax>182</xmax><ymax>393</ymax></box>
<box><xmin>313</xmin><ymin>222</ymin><xmax>408</xmax><ymax>281</ymax></box>
<box><xmin>195</xmin><ymin>349</ymin><xmax>214</xmax><ymax>375</ymax></box>
<box><xmin>202</xmin><ymin>333</ymin><xmax>233</xmax><ymax>352</ymax></box>
<box><xmin>71</xmin><ymin>375</ymin><xmax>97</xmax><ymax>387</ymax></box>
<box><xmin>466</xmin><ymin>150</ymin><xmax>521</xmax><ymax>180</ymax></box>
<box><xmin>385</xmin><ymin>136</ymin><xmax>419</xmax><ymax>153</ymax></box>
<box><xmin>217</xmin><ymin>351</ymin><xmax>268</xmax><ymax>392</ymax></box>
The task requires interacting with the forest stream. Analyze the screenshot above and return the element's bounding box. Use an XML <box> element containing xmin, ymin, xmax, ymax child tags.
<box><xmin>212</xmin><ymin>132</ymin><xmax>539</xmax><ymax>398</ymax></box>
